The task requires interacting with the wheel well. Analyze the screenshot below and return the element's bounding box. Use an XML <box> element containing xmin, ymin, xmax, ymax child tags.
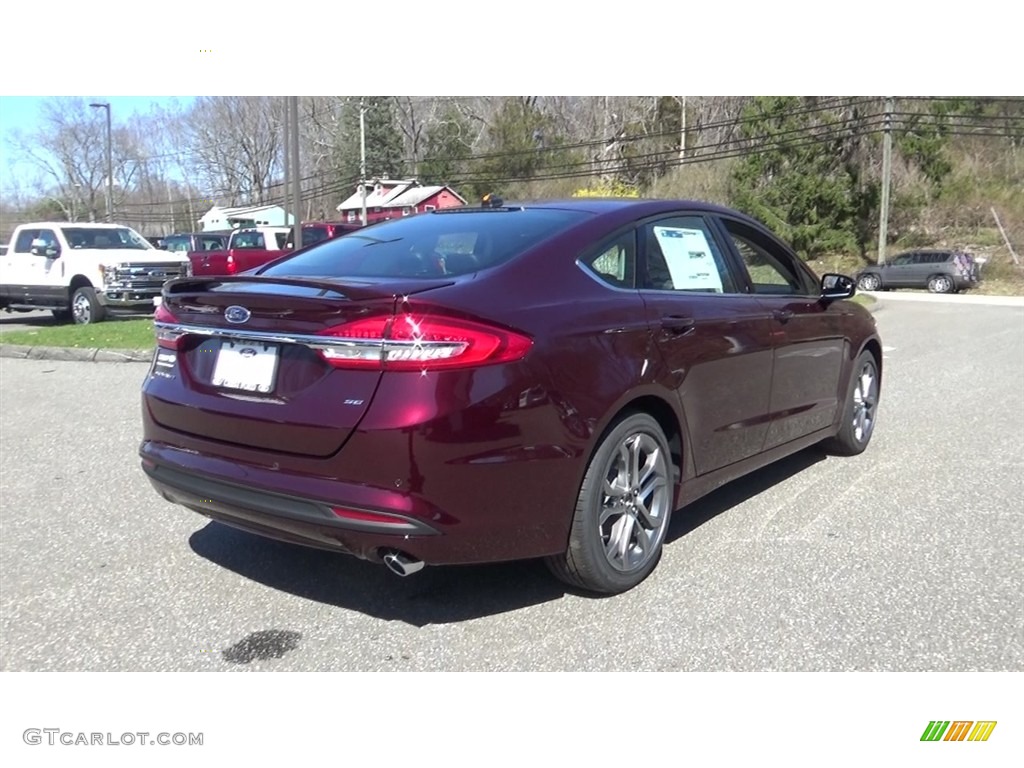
<box><xmin>69</xmin><ymin>275</ymin><xmax>93</xmax><ymax>293</ymax></box>
<box><xmin>612</xmin><ymin>396</ymin><xmax>683</xmax><ymax>481</ymax></box>
<box><xmin>862</xmin><ymin>338</ymin><xmax>883</xmax><ymax>383</ymax></box>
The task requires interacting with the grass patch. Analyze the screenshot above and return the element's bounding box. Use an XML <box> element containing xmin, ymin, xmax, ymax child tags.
<box><xmin>1</xmin><ymin>318</ymin><xmax>156</xmax><ymax>349</ymax></box>
<box><xmin>850</xmin><ymin>293</ymin><xmax>877</xmax><ymax>308</ymax></box>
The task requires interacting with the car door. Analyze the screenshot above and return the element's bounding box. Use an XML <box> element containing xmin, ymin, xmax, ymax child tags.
<box><xmin>31</xmin><ymin>228</ymin><xmax>68</xmax><ymax>304</ymax></box>
<box><xmin>4</xmin><ymin>228</ymin><xmax>47</xmax><ymax>304</ymax></box>
<box><xmin>716</xmin><ymin>216</ymin><xmax>846</xmax><ymax>450</ymax></box>
<box><xmin>636</xmin><ymin>213</ymin><xmax>776</xmax><ymax>475</ymax></box>
<box><xmin>884</xmin><ymin>252</ymin><xmax>916</xmax><ymax>287</ymax></box>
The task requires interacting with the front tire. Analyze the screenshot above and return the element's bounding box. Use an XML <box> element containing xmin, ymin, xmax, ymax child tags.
<box><xmin>545</xmin><ymin>413</ymin><xmax>674</xmax><ymax>594</ymax></box>
<box><xmin>822</xmin><ymin>350</ymin><xmax>880</xmax><ymax>456</ymax></box>
<box><xmin>71</xmin><ymin>286</ymin><xmax>106</xmax><ymax>325</ymax></box>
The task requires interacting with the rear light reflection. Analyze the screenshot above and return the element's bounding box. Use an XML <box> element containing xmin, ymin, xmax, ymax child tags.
<box><xmin>154</xmin><ymin>303</ymin><xmax>184</xmax><ymax>350</ymax></box>
<box><xmin>316</xmin><ymin>311</ymin><xmax>532</xmax><ymax>371</ymax></box>
<box><xmin>330</xmin><ymin>506</ymin><xmax>408</xmax><ymax>526</ymax></box>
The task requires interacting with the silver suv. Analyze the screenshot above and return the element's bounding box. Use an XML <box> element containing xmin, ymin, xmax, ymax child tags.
<box><xmin>856</xmin><ymin>250</ymin><xmax>980</xmax><ymax>293</ymax></box>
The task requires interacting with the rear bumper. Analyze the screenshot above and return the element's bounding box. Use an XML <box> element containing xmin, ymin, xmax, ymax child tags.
<box><xmin>139</xmin><ymin>436</ymin><xmax>572</xmax><ymax>566</ymax></box>
<box><xmin>142</xmin><ymin>457</ymin><xmax>440</xmax><ymax>560</ymax></box>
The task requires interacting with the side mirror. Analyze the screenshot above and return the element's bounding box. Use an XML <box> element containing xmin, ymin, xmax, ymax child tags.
<box><xmin>30</xmin><ymin>239</ymin><xmax>60</xmax><ymax>258</ymax></box>
<box><xmin>820</xmin><ymin>273</ymin><xmax>855</xmax><ymax>301</ymax></box>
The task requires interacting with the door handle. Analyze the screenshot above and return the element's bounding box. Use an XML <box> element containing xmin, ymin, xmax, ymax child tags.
<box><xmin>660</xmin><ymin>315</ymin><xmax>696</xmax><ymax>335</ymax></box>
<box><xmin>772</xmin><ymin>309</ymin><xmax>794</xmax><ymax>323</ymax></box>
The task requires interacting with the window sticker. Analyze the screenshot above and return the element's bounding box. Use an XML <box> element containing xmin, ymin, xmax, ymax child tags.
<box><xmin>653</xmin><ymin>226</ymin><xmax>724</xmax><ymax>292</ymax></box>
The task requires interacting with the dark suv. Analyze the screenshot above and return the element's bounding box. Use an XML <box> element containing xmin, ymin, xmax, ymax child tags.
<box><xmin>856</xmin><ymin>250</ymin><xmax>980</xmax><ymax>293</ymax></box>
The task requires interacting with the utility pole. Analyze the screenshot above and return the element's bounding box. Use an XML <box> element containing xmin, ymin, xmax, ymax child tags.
<box><xmin>877</xmin><ymin>97</ymin><xmax>894</xmax><ymax>265</ymax></box>
<box><xmin>166</xmin><ymin>180</ymin><xmax>175</xmax><ymax>233</ymax></box>
<box><xmin>360</xmin><ymin>99</ymin><xmax>368</xmax><ymax>226</ymax></box>
<box><xmin>282</xmin><ymin>96</ymin><xmax>290</xmax><ymax>237</ymax></box>
<box><xmin>679</xmin><ymin>96</ymin><xmax>687</xmax><ymax>161</ymax></box>
<box><xmin>89</xmin><ymin>101</ymin><xmax>113</xmax><ymax>222</ymax></box>
<box><xmin>289</xmin><ymin>96</ymin><xmax>302</xmax><ymax>249</ymax></box>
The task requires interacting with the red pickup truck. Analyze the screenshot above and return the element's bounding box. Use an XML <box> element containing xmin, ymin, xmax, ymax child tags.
<box><xmin>189</xmin><ymin>222</ymin><xmax>363</xmax><ymax>276</ymax></box>
<box><xmin>188</xmin><ymin>227</ymin><xmax>290</xmax><ymax>276</ymax></box>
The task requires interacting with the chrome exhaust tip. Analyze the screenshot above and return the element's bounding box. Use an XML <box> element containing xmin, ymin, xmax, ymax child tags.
<box><xmin>382</xmin><ymin>550</ymin><xmax>425</xmax><ymax>577</ymax></box>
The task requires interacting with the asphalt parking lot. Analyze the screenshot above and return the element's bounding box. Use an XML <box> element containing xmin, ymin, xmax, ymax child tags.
<box><xmin>0</xmin><ymin>298</ymin><xmax>1021</xmax><ymax>671</ymax></box>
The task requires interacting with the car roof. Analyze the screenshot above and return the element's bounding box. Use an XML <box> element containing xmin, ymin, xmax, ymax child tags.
<box><xmin>21</xmin><ymin>222</ymin><xmax>132</xmax><ymax>229</ymax></box>
<box><xmin>432</xmin><ymin>198</ymin><xmax>770</xmax><ymax>231</ymax></box>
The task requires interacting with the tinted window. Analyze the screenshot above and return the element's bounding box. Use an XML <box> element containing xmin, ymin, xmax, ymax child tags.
<box><xmin>640</xmin><ymin>216</ymin><xmax>736</xmax><ymax>293</ymax></box>
<box><xmin>260</xmin><ymin>209</ymin><xmax>590</xmax><ymax>279</ymax></box>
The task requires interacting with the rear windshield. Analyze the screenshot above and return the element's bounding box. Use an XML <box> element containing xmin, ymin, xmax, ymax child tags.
<box><xmin>259</xmin><ymin>209</ymin><xmax>590</xmax><ymax>279</ymax></box>
<box><xmin>302</xmin><ymin>226</ymin><xmax>330</xmax><ymax>244</ymax></box>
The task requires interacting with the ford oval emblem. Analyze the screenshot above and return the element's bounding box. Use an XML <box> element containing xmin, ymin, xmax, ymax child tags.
<box><xmin>225</xmin><ymin>305</ymin><xmax>251</xmax><ymax>324</ymax></box>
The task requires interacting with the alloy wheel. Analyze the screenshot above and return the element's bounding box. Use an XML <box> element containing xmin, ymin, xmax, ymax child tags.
<box><xmin>598</xmin><ymin>432</ymin><xmax>671</xmax><ymax>573</ymax></box>
<box><xmin>851</xmin><ymin>360</ymin><xmax>879</xmax><ymax>444</ymax></box>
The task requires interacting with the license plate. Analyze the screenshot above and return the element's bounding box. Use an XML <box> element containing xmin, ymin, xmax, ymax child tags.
<box><xmin>212</xmin><ymin>340</ymin><xmax>279</xmax><ymax>393</ymax></box>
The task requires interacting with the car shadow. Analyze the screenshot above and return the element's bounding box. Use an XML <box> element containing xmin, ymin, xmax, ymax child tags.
<box><xmin>188</xmin><ymin>446</ymin><xmax>829</xmax><ymax>626</ymax></box>
<box><xmin>666</xmin><ymin>446</ymin><xmax>829</xmax><ymax>542</ymax></box>
<box><xmin>0</xmin><ymin>312</ymin><xmax>60</xmax><ymax>328</ymax></box>
<box><xmin>188</xmin><ymin>523</ymin><xmax>569</xmax><ymax>627</ymax></box>
<box><xmin>0</xmin><ymin>311</ymin><xmax>149</xmax><ymax>328</ymax></box>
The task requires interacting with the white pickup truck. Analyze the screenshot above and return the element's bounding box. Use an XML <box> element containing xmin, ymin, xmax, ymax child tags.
<box><xmin>0</xmin><ymin>222</ymin><xmax>192</xmax><ymax>324</ymax></box>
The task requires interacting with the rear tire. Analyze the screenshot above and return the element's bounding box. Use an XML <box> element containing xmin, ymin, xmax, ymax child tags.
<box><xmin>822</xmin><ymin>350</ymin><xmax>880</xmax><ymax>456</ymax></box>
<box><xmin>545</xmin><ymin>412</ymin><xmax>674</xmax><ymax>594</ymax></box>
<box><xmin>927</xmin><ymin>274</ymin><xmax>954</xmax><ymax>293</ymax></box>
<box><xmin>71</xmin><ymin>286</ymin><xmax>106</xmax><ymax>325</ymax></box>
<box><xmin>857</xmin><ymin>273</ymin><xmax>881</xmax><ymax>291</ymax></box>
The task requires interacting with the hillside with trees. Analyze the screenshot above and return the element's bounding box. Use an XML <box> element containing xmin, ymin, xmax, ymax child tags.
<box><xmin>2</xmin><ymin>96</ymin><xmax>1021</xmax><ymax>286</ymax></box>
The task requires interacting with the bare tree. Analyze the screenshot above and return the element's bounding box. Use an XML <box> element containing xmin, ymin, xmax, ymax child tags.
<box><xmin>180</xmin><ymin>97</ymin><xmax>284</xmax><ymax>206</ymax></box>
<box><xmin>8</xmin><ymin>98</ymin><xmax>114</xmax><ymax>221</ymax></box>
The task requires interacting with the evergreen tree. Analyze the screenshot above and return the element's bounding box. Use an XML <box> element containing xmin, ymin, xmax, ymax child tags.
<box><xmin>332</xmin><ymin>97</ymin><xmax>405</xmax><ymax>188</ymax></box>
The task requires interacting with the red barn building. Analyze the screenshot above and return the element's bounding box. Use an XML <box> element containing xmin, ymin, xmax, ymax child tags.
<box><xmin>335</xmin><ymin>179</ymin><xmax>466</xmax><ymax>224</ymax></box>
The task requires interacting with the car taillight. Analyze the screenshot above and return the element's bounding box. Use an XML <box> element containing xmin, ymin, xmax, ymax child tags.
<box><xmin>154</xmin><ymin>303</ymin><xmax>185</xmax><ymax>350</ymax></box>
<box><xmin>226</xmin><ymin>254</ymin><xmax>237</xmax><ymax>274</ymax></box>
<box><xmin>315</xmin><ymin>311</ymin><xmax>532</xmax><ymax>371</ymax></box>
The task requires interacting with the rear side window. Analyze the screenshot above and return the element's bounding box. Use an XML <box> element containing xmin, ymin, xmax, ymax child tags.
<box><xmin>260</xmin><ymin>209</ymin><xmax>590</xmax><ymax>279</ymax></box>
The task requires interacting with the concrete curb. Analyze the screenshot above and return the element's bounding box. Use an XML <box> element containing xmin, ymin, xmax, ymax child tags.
<box><xmin>0</xmin><ymin>344</ymin><xmax>152</xmax><ymax>363</ymax></box>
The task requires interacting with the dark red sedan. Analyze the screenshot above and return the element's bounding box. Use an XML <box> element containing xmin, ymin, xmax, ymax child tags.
<box><xmin>140</xmin><ymin>198</ymin><xmax>882</xmax><ymax>594</ymax></box>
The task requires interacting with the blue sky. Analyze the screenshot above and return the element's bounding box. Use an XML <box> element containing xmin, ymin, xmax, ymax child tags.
<box><xmin>0</xmin><ymin>96</ymin><xmax>196</xmax><ymax>197</ymax></box>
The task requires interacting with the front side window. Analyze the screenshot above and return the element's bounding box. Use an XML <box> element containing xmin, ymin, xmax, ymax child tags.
<box><xmin>260</xmin><ymin>209</ymin><xmax>590</xmax><ymax>280</ymax></box>
<box><xmin>14</xmin><ymin>229</ymin><xmax>41</xmax><ymax>253</ymax></box>
<box><xmin>721</xmin><ymin>219</ymin><xmax>811</xmax><ymax>295</ymax></box>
